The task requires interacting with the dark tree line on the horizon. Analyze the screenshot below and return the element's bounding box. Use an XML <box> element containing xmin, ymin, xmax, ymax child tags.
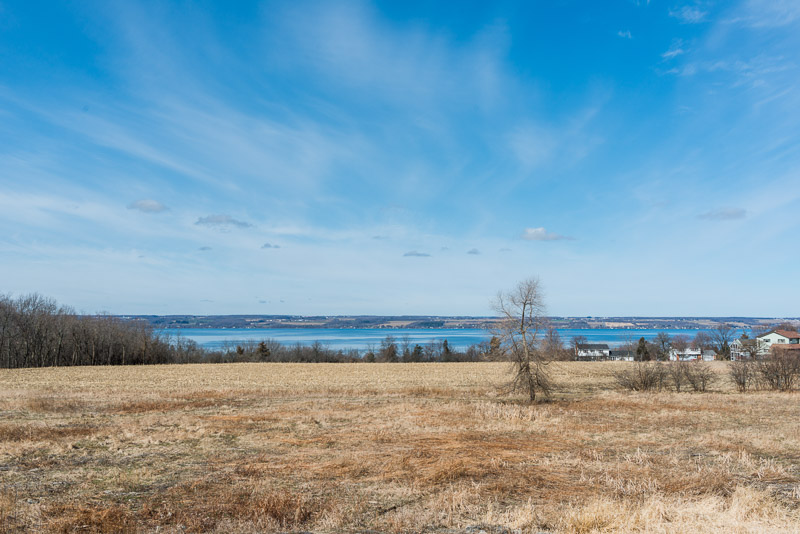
<box><xmin>0</xmin><ymin>294</ymin><xmax>187</xmax><ymax>368</ymax></box>
<box><xmin>8</xmin><ymin>293</ymin><xmax>793</xmax><ymax>369</ymax></box>
<box><xmin>0</xmin><ymin>294</ymin><xmax>505</xmax><ymax>368</ymax></box>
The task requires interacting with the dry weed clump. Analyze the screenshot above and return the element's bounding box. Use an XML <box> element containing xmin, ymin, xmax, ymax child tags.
<box><xmin>559</xmin><ymin>485</ymin><xmax>798</xmax><ymax>533</ymax></box>
<box><xmin>1</xmin><ymin>362</ymin><xmax>799</xmax><ymax>533</ymax></box>
<box><xmin>44</xmin><ymin>503</ymin><xmax>135</xmax><ymax>534</ymax></box>
<box><xmin>140</xmin><ymin>476</ymin><xmax>326</xmax><ymax>532</ymax></box>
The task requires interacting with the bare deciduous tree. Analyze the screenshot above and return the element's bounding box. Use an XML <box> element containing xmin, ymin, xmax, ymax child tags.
<box><xmin>738</xmin><ymin>336</ymin><xmax>762</xmax><ymax>360</ymax></box>
<box><xmin>543</xmin><ymin>326</ymin><xmax>570</xmax><ymax>360</ymax></box>
<box><xmin>758</xmin><ymin>348</ymin><xmax>800</xmax><ymax>391</ymax></box>
<box><xmin>712</xmin><ymin>324</ymin><xmax>736</xmax><ymax>360</ymax></box>
<box><xmin>493</xmin><ymin>278</ymin><xmax>552</xmax><ymax>402</ymax></box>
<box><xmin>692</xmin><ymin>331</ymin><xmax>713</xmax><ymax>351</ymax></box>
<box><xmin>730</xmin><ymin>360</ymin><xmax>755</xmax><ymax>392</ymax></box>
<box><xmin>654</xmin><ymin>332</ymin><xmax>671</xmax><ymax>361</ymax></box>
<box><xmin>671</xmin><ymin>335</ymin><xmax>690</xmax><ymax>352</ymax></box>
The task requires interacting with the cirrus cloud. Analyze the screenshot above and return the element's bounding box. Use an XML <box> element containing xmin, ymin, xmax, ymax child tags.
<box><xmin>195</xmin><ymin>214</ymin><xmax>253</xmax><ymax>229</ymax></box>
<box><xmin>521</xmin><ymin>227</ymin><xmax>573</xmax><ymax>241</ymax></box>
<box><xmin>128</xmin><ymin>199</ymin><xmax>168</xmax><ymax>213</ymax></box>
<box><xmin>403</xmin><ymin>250</ymin><xmax>430</xmax><ymax>257</ymax></box>
<box><xmin>669</xmin><ymin>5</ymin><xmax>708</xmax><ymax>24</ymax></box>
<box><xmin>697</xmin><ymin>207</ymin><xmax>747</xmax><ymax>220</ymax></box>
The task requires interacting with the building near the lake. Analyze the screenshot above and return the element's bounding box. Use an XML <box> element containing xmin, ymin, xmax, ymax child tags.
<box><xmin>575</xmin><ymin>343</ymin><xmax>610</xmax><ymax>361</ymax></box>
<box><xmin>669</xmin><ymin>347</ymin><xmax>702</xmax><ymax>361</ymax></box>
<box><xmin>731</xmin><ymin>329</ymin><xmax>800</xmax><ymax>360</ymax></box>
<box><xmin>757</xmin><ymin>329</ymin><xmax>800</xmax><ymax>354</ymax></box>
<box><xmin>608</xmin><ymin>349</ymin><xmax>634</xmax><ymax>361</ymax></box>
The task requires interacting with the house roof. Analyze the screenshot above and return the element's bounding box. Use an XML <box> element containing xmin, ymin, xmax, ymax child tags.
<box><xmin>758</xmin><ymin>329</ymin><xmax>800</xmax><ymax>340</ymax></box>
<box><xmin>576</xmin><ymin>343</ymin><xmax>609</xmax><ymax>350</ymax></box>
<box><xmin>775</xmin><ymin>330</ymin><xmax>800</xmax><ymax>340</ymax></box>
<box><xmin>771</xmin><ymin>344</ymin><xmax>800</xmax><ymax>351</ymax></box>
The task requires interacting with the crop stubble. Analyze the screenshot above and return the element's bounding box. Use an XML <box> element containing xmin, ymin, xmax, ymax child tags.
<box><xmin>1</xmin><ymin>362</ymin><xmax>798</xmax><ymax>533</ymax></box>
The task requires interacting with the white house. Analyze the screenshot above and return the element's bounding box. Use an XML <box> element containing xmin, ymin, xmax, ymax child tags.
<box><xmin>756</xmin><ymin>329</ymin><xmax>800</xmax><ymax>356</ymax></box>
<box><xmin>731</xmin><ymin>329</ymin><xmax>800</xmax><ymax>360</ymax></box>
<box><xmin>575</xmin><ymin>343</ymin><xmax>610</xmax><ymax>361</ymax></box>
<box><xmin>669</xmin><ymin>348</ymin><xmax>702</xmax><ymax>361</ymax></box>
<box><xmin>609</xmin><ymin>349</ymin><xmax>634</xmax><ymax>361</ymax></box>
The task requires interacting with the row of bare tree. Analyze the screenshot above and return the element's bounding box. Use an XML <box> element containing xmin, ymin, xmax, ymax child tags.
<box><xmin>215</xmin><ymin>336</ymin><xmax>495</xmax><ymax>364</ymax></box>
<box><xmin>0</xmin><ymin>294</ymin><xmax>177</xmax><ymax>368</ymax></box>
<box><xmin>0</xmin><ymin>294</ymin><xmax>503</xmax><ymax>368</ymax></box>
<box><xmin>730</xmin><ymin>348</ymin><xmax>800</xmax><ymax>392</ymax></box>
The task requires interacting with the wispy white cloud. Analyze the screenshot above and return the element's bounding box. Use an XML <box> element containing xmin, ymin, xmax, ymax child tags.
<box><xmin>726</xmin><ymin>0</ymin><xmax>800</xmax><ymax>28</ymax></box>
<box><xmin>617</xmin><ymin>30</ymin><xmax>633</xmax><ymax>39</ymax></box>
<box><xmin>403</xmin><ymin>250</ymin><xmax>430</xmax><ymax>257</ymax></box>
<box><xmin>662</xmin><ymin>39</ymin><xmax>686</xmax><ymax>59</ymax></box>
<box><xmin>508</xmin><ymin>124</ymin><xmax>556</xmax><ymax>170</ymax></box>
<box><xmin>128</xmin><ymin>199</ymin><xmax>168</xmax><ymax>213</ymax></box>
<box><xmin>521</xmin><ymin>227</ymin><xmax>573</xmax><ymax>241</ymax></box>
<box><xmin>698</xmin><ymin>207</ymin><xmax>747</xmax><ymax>220</ymax></box>
<box><xmin>669</xmin><ymin>5</ymin><xmax>708</xmax><ymax>24</ymax></box>
<box><xmin>261</xmin><ymin>242</ymin><xmax>281</xmax><ymax>249</ymax></box>
<box><xmin>270</xmin><ymin>2</ymin><xmax>513</xmax><ymax>112</ymax></box>
<box><xmin>195</xmin><ymin>214</ymin><xmax>253</xmax><ymax>229</ymax></box>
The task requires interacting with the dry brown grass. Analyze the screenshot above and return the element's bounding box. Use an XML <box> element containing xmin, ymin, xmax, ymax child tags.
<box><xmin>1</xmin><ymin>362</ymin><xmax>799</xmax><ymax>533</ymax></box>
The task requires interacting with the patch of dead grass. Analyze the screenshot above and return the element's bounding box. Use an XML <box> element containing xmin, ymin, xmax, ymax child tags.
<box><xmin>1</xmin><ymin>362</ymin><xmax>799</xmax><ymax>533</ymax></box>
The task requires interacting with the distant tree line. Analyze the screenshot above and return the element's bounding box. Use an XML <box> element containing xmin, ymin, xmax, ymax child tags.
<box><xmin>6</xmin><ymin>293</ymin><xmax>795</xmax><ymax>371</ymax></box>
<box><xmin>0</xmin><ymin>293</ymin><xmax>513</xmax><ymax>368</ymax></box>
<box><xmin>213</xmin><ymin>335</ymin><xmax>499</xmax><ymax>364</ymax></box>
<box><xmin>0</xmin><ymin>294</ymin><xmax>179</xmax><ymax>368</ymax></box>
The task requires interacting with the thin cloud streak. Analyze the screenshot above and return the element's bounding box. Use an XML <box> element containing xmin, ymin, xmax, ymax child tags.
<box><xmin>698</xmin><ymin>208</ymin><xmax>747</xmax><ymax>220</ymax></box>
<box><xmin>128</xmin><ymin>199</ymin><xmax>168</xmax><ymax>213</ymax></box>
<box><xmin>195</xmin><ymin>214</ymin><xmax>253</xmax><ymax>229</ymax></box>
<box><xmin>669</xmin><ymin>5</ymin><xmax>708</xmax><ymax>24</ymax></box>
<box><xmin>521</xmin><ymin>227</ymin><xmax>574</xmax><ymax>241</ymax></box>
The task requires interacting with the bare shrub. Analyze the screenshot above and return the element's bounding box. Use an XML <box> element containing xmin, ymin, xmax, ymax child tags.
<box><xmin>683</xmin><ymin>362</ymin><xmax>716</xmax><ymax>392</ymax></box>
<box><xmin>614</xmin><ymin>362</ymin><xmax>666</xmax><ymax>391</ymax></box>
<box><xmin>730</xmin><ymin>360</ymin><xmax>756</xmax><ymax>393</ymax></box>
<box><xmin>758</xmin><ymin>350</ymin><xmax>800</xmax><ymax>391</ymax></box>
<box><xmin>667</xmin><ymin>362</ymin><xmax>687</xmax><ymax>392</ymax></box>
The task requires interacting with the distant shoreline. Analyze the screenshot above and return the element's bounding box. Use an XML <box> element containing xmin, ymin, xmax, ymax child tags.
<box><xmin>126</xmin><ymin>315</ymin><xmax>799</xmax><ymax>331</ymax></box>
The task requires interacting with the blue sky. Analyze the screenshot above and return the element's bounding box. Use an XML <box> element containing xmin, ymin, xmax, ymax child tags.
<box><xmin>1</xmin><ymin>0</ymin><xmax>799</xmax><ymax>316</ymax></box>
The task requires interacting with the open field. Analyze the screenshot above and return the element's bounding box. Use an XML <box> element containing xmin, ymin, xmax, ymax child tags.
<box><xmin>1</xmin><ymin>362</ymin><xmax>799</xmax><ymax>533</ymax></box>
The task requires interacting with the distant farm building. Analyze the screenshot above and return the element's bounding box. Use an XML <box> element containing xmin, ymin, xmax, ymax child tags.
<box><xmin>608</xmin><ymin>349</ymin><xmax>634</xmax><ymax>361</ymax></box>
<box><xmin>575</xmin><ymin>343</ymin><xmax>610</xmax><ymax>361</ymax></box>
<box><xmin>669</xmin><ymin>347</ymin><xmax>702</xmax><ymax>361</ymax></box>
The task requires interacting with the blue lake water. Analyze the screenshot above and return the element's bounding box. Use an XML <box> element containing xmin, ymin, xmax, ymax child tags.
<box><xmin>162</xmin><ymin>327</ymin><xmax>716</xmax><ymax>351</ymax></box>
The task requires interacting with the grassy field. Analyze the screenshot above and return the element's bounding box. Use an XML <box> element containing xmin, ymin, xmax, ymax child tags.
<box><xmin>1</xmin><ymin>362</ymin><xmax>799</xmax><ymax>533</ymax></box>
